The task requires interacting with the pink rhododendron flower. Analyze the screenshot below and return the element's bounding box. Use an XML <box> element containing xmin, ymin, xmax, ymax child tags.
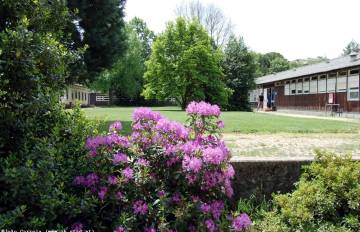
<box><xmin>224</xmin><ymin>164</ymin><xmax>235</xmax><ymax>179</ymax></box>
<box><xmin>112</xmin><ymin>152</ymin><xmax>128</xmax><ymax>165</ymax></box>
<box><xmin>191</xmin><ymin>195</ymin><xmax>200</xmax><ymax>202</ymax></box>
<box><xmin>106</xmin><ymin>134</ymin><xmax>129</xmax><ymax>147</ymax></box>
<box><xmin>98</xmin><ymin>186</ymin><xmax>108</xmax><ymax>200</ymax></box>
<box><xmin>133</xmin><ymin>107</ymin><xmax>162</xmax><ymax>122</ymax></box>
<box><xmin>210</xmin><ymin>200</ymin><xmax>224</xmax><ymax>220</ymax></box>
<box><xmin>136</xmin><ymin>158</ymin><xmax>150</xmax><ymax>167</ymax></box>
<box><xmin>86</xmin><ymin>136</ymin><xmax>106</xmax><ymax>150</ymax></box>
<box><xmin>200</xmin><ymin>203</ymin><xmax>211</xmax><ymax>213</ymax></box>
<box><xmin>122</xmin><ymin>167</ymin><xmax>134</xmax><ymax>180</ymax></box>
<box><xmin>156</xmin><ymin>118</ymin><xmax>189</xmax><ymax>140</ymax></box>
<box><xmin>115</xmin><ymin>191</ymin><xmax>125</xmax><ymax>200</ymax></box>
<box><xmin>232</xmin><ymin>213</ymin><xmax>252</xmax><ymax>231</ymax></box>
<box><xmin>144</xmin><ymin>227</ymin><xmax>156</xmax><ymax>232</ymax></box>
<box><xmin>171</xmin><ymin>192</ymin><xmax>181</xmax><ymax>203</ymax></box>
<box><xmin>186</xmin><ymin>101</ymin><xmax>220</xmax><ymax>117</ymax></box>
<box><xmin>109</xmin><ymin>121</ymin><xmax>122</xmax><ymax>132</ymax></box>
<box><xmin>71</xmin><ymin>222</ymin><xmax>83</xmax><ymax>232</ymax></box>
<box><xmin>186</xmin><ymin>173</ymin><xmax>197</xmax><ymax>184</ymax></box>
<box><xmin>182</xmin><ymin>155</ymin><xmax>202</xmax><ymax>173</ymax></box>
<box><xmin>108</xmin><ymin>175</ymin><xmax>118</xmax><ymax>185</ymax></box>
<box><xmin>217</xmin><ymin>120</ymin><xmax>224</xmax><ymax>128</ymax></box>
<box><xmin>114</xmin><ymin>226</ymin><xmax>126</xmax><ymax>232</ymax></box>
<box><xmin>204</xmin><ymin>219</ymin><xmax>217</xmax><ymax>232</ymax></box>
<box><xmin>202</xmin><ymin>171</ymin><xmax>224</xmax><ymax>190</ymax></box>
<box><xmin>133</xmin><ymin>200</ymin><xmax>148</xmax><ymax>215</ymax></box>
<box><xmin>157</xmin><ymin>190</ymin><xmax>165</xmax><ymax>198</ymax></box>
<box><xmin>73</xmin><ymin>173</ymin><xmax>100</xmax><ymax>187</ymax></box>
<box><xmin>203</xmin><ymin>147</ymin><xmax>226</xmax><ymax>165</ymax></box>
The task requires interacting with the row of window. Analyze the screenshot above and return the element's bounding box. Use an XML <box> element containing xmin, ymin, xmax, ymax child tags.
<box><xmin>283</xmin><ymin>69</ymin><xmax>360</xmax><ymax>101</ymax></box>
<box><xmin>65</xmin><ymin>89</ymin><xmax>88</xmax><ymax>102</ymax></box>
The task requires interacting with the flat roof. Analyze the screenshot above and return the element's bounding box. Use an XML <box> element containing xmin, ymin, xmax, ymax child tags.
<box><xmin>256</xmin><ymin>53</ymin><xmax>360</xmax><ymax>85</ymax></box>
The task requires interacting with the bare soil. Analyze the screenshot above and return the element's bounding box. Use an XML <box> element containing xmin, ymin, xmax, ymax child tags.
<box><xmin>224</xmin><ymin>133</ymin><xmax>360</xmax><ymax>161</ymax></box>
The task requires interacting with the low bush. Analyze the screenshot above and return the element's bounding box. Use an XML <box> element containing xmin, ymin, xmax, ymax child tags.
<box><xmin>72</xmin><ymin>101</ymin><xmax>252</xmax><ymax>231</ymax></box>
<box><xmin>258</xmin><ymin>151</ymin><xmax>360</xmax><ymax>231</ymax></box>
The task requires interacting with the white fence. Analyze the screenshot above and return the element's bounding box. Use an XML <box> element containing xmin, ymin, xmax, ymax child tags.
<box><xmin>96</xmin><ymin>95</ymin><xmax>109</xmax><ymax>102</ymax></box>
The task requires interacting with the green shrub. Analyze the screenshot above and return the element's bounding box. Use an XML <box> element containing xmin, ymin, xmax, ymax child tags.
<box><xmin>258</xmin><ymin>151</ymin><xmax>360</xmax><ymax>231</ymax></box>
<box><xmin>0</xmin><ymin>101</ymin><xmax>98</xmax><ymax>229</ymax></box>
<box><xmin>236</xmin><ymin>194</ymin><xmax>272</xmax><ymax>226</ymax></box>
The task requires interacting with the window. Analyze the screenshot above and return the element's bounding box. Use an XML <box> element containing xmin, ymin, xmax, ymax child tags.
<box><xmin>337</xmin><ymin>71</ymin><xmax>347</xmax><ymax>92</ymax></box>
<box><xmin>327</xmin><ymin>73</ymin><xmax>336</xmax><ymax>92</ymax></box>
<box><xmin>66</xmin><ymin>89</ymin><xmax>68</xmax><ymax>100</ymax></box>
<box><xmin>310</xmin><ymin>76</ymin><xmax>318</xmax><ymax>93</ymax></box>
<box><xmin>284</xmin><ymin>81</ymin><xmax>290</xmax><ymax>96</ymax></box>
<box><xmin>82</xmin><ymin>92</ymin><xmax>84</xmax><ymax>101</ymax></box>
<box><xmin>290</xmin><ymin>80</ymin><xmax>296</xmax><ymax>95</ymax></box>
<box><xmin>85</xmin><ymin>93</ymin><xmax>87</xmax><ymax>101</ymax></box>
<box><xmin>348</xmin><ymin>69</ymin><xmax>359</xmax><ymax>101</ymax></box>
<box><xmin>71</xmin><ymin>92</ymin><xmax>74</xmax><ymax>100</ymax></box>
<box><xmin>296</xmin><ymin>79</ymin><xmax>303</xmax><ymax>94</ymax></box>
<box><xmin>303</xmin><ymin>77</ymin><xmax>310</xmax><ymax>94</ymax></box>
<box><xmin>275</xmin><ymin>81</ymin><xmax>282</xmax><ymax>86</ymax></box>
<box><xmin>318</xmin><ymin>75</ymin><xmax>326</xmax><ymax>93</ymax></box>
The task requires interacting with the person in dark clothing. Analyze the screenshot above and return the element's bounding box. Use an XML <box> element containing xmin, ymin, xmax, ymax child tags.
<box><xmin>257</xmin><ymin>93</ymin><xmax>264</xmax><ymax>111</ymax></box>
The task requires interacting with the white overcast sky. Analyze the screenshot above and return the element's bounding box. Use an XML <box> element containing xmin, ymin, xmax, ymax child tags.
<box><xmin>125</xmin><ymin>0</ymin><xmax>360</xmax><ymax>61</ymax></box>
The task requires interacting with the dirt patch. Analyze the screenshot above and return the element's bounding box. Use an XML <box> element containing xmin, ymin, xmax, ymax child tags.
<box><xmin>224</xmin><ymin>133</ymin><xmax>360</xmax><ymax>160</ymax></box>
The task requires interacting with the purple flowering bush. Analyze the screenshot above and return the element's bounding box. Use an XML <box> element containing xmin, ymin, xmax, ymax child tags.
<box><xmin>73</xmin><ymin>101</ymin><xmax>251</xmax><ymax>231</ymax></box>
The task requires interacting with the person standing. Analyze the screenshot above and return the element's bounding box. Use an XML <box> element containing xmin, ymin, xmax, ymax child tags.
<box><xmin>257</xmin><ymin>93</ymin><xmax>264</xmax><ymax>111</ymax></box>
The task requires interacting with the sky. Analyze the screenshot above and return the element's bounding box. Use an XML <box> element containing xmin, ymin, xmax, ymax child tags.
<box><xmin>125</xmin><ymin>0</ymin><xmax>360</xmax><ymax>61</ymax></box>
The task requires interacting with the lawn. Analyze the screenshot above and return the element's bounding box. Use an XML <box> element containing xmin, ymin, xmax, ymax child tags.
<box><xmin>82</xmin><ymin>106</ymin><xmax>360</xmax><ymax>135</ymax></box>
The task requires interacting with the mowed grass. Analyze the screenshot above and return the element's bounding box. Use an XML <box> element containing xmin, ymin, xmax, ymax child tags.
<box><xmin>82</xmin><ymin>106</ymin><xmax>360</xmax><ymax>135</ymax></box>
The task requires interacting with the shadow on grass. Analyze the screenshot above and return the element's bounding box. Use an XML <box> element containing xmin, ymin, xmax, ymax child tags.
<box><xmin>97</xmin><ymin>120</ymin><xmax>132</xmax><ymax>135</ymax></box>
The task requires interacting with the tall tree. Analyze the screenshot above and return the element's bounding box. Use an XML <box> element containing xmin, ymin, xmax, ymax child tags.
<box><xmin>92</xmin><ymin>23</ymin><xmax>145</xmax><ymax>102</ymax></box>
<box><xmin>143</xmin><ymin>18</ymin><xmax>229</xmax><ymax>109</ymax></box>
<box><xmin>223</xmin><ymin>35</ymin><xmax>256</xmax><ymax>111</ymax></box>
<box><xmin>92</xmin><ymin>18</ymin><xmax>155</xmax><ymax>105</ymax></box>
<box><xmin>68</xmin><ymin>0</ymin><xmax>127</xmax><ymax>81</ymax></box>
<box><xmin>175</xmin><ymin>0</ymin><xmax>233</xmax><ymax>48</ymax></box>
<box><xmin>253</xmin><ymin>52</ymin><xmax>290</xmax><ymax>77</ymax></box>
<box><xmin>343</xmin><ymin>40</ymin><xmax>360</xmax><ymax>55</ymax></box>
<box><xmin>0</xmin><ymin>0</ymin><xmax>88</xmax><ymax>228</ymax></box>
<box><xmin>128</xmin><ymin>17</ymin><xmax>156</xmax><ymax>59</ymax></box>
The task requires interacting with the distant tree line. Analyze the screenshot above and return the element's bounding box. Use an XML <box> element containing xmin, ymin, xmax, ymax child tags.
<box><xmin>60</xmin><ymin>0</ymin><xmax>360</xmax><ymax>111</ymax></box>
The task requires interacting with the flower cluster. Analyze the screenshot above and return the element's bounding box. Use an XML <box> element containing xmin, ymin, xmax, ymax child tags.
<box><xmin>186</xmin><ymin>101</ymin><xmax>221</xmax><ymax>117</ymax></box>
<box><xmin>72</xmin><ymin>102</ymin><xmax>251</xmax><ymax>231</ymax></box>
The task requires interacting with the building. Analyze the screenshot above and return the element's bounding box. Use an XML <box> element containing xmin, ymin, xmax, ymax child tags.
<box><xmin>60</xmin><ymin>84</ymin><xmax>112</xmax><ymax>107</ymax></box>
<box><xmin>252</xmin><ymin>53</ymin><xmax>360</xmax><ymax>113</ymax></box>
<box><xmin>60</xmin><ymin>84</ymin><xmax>90</xmax><ymax>107</ymax></box>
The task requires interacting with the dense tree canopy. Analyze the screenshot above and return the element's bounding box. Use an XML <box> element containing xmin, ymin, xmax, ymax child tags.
<box><xmin>290</xmin><ymin>56</ymin><xmax>328</xmax><ymax>68</ymax></box>
<box><xmin>343</xmin><ymin>40</ymin><xmax>360</xmax><ymax>55</ymax></box>
<box><xmin>68</xmin><ymin>0</ymin><xmax>127</xmax><ymax>82</ymax></box>
<box><xmin>223</xmin><ymin>36</ymin><xmax>256</xmax><ymax>111</ymax></box>
<box><xmin>253</xmin><ymin>52</ymin><xmax>290</xmax><ymax>77</ymax></box>
<box><xmin>143</xmin><ymin>18</ymin><xmax>229</xmax><ymax>109</ymax></box>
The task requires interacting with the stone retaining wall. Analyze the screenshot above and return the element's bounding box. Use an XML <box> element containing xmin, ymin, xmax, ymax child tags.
<box><xmin>230</xmin><ymin>159</ymin><xmax>312</xmax><ymax>201</ymax></box>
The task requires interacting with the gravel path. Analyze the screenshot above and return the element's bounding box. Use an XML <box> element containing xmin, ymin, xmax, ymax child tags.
<box><xmin>224</xmin><ymin>133</ymin><xmax>360</xmax><ymax>161</ymax></box>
